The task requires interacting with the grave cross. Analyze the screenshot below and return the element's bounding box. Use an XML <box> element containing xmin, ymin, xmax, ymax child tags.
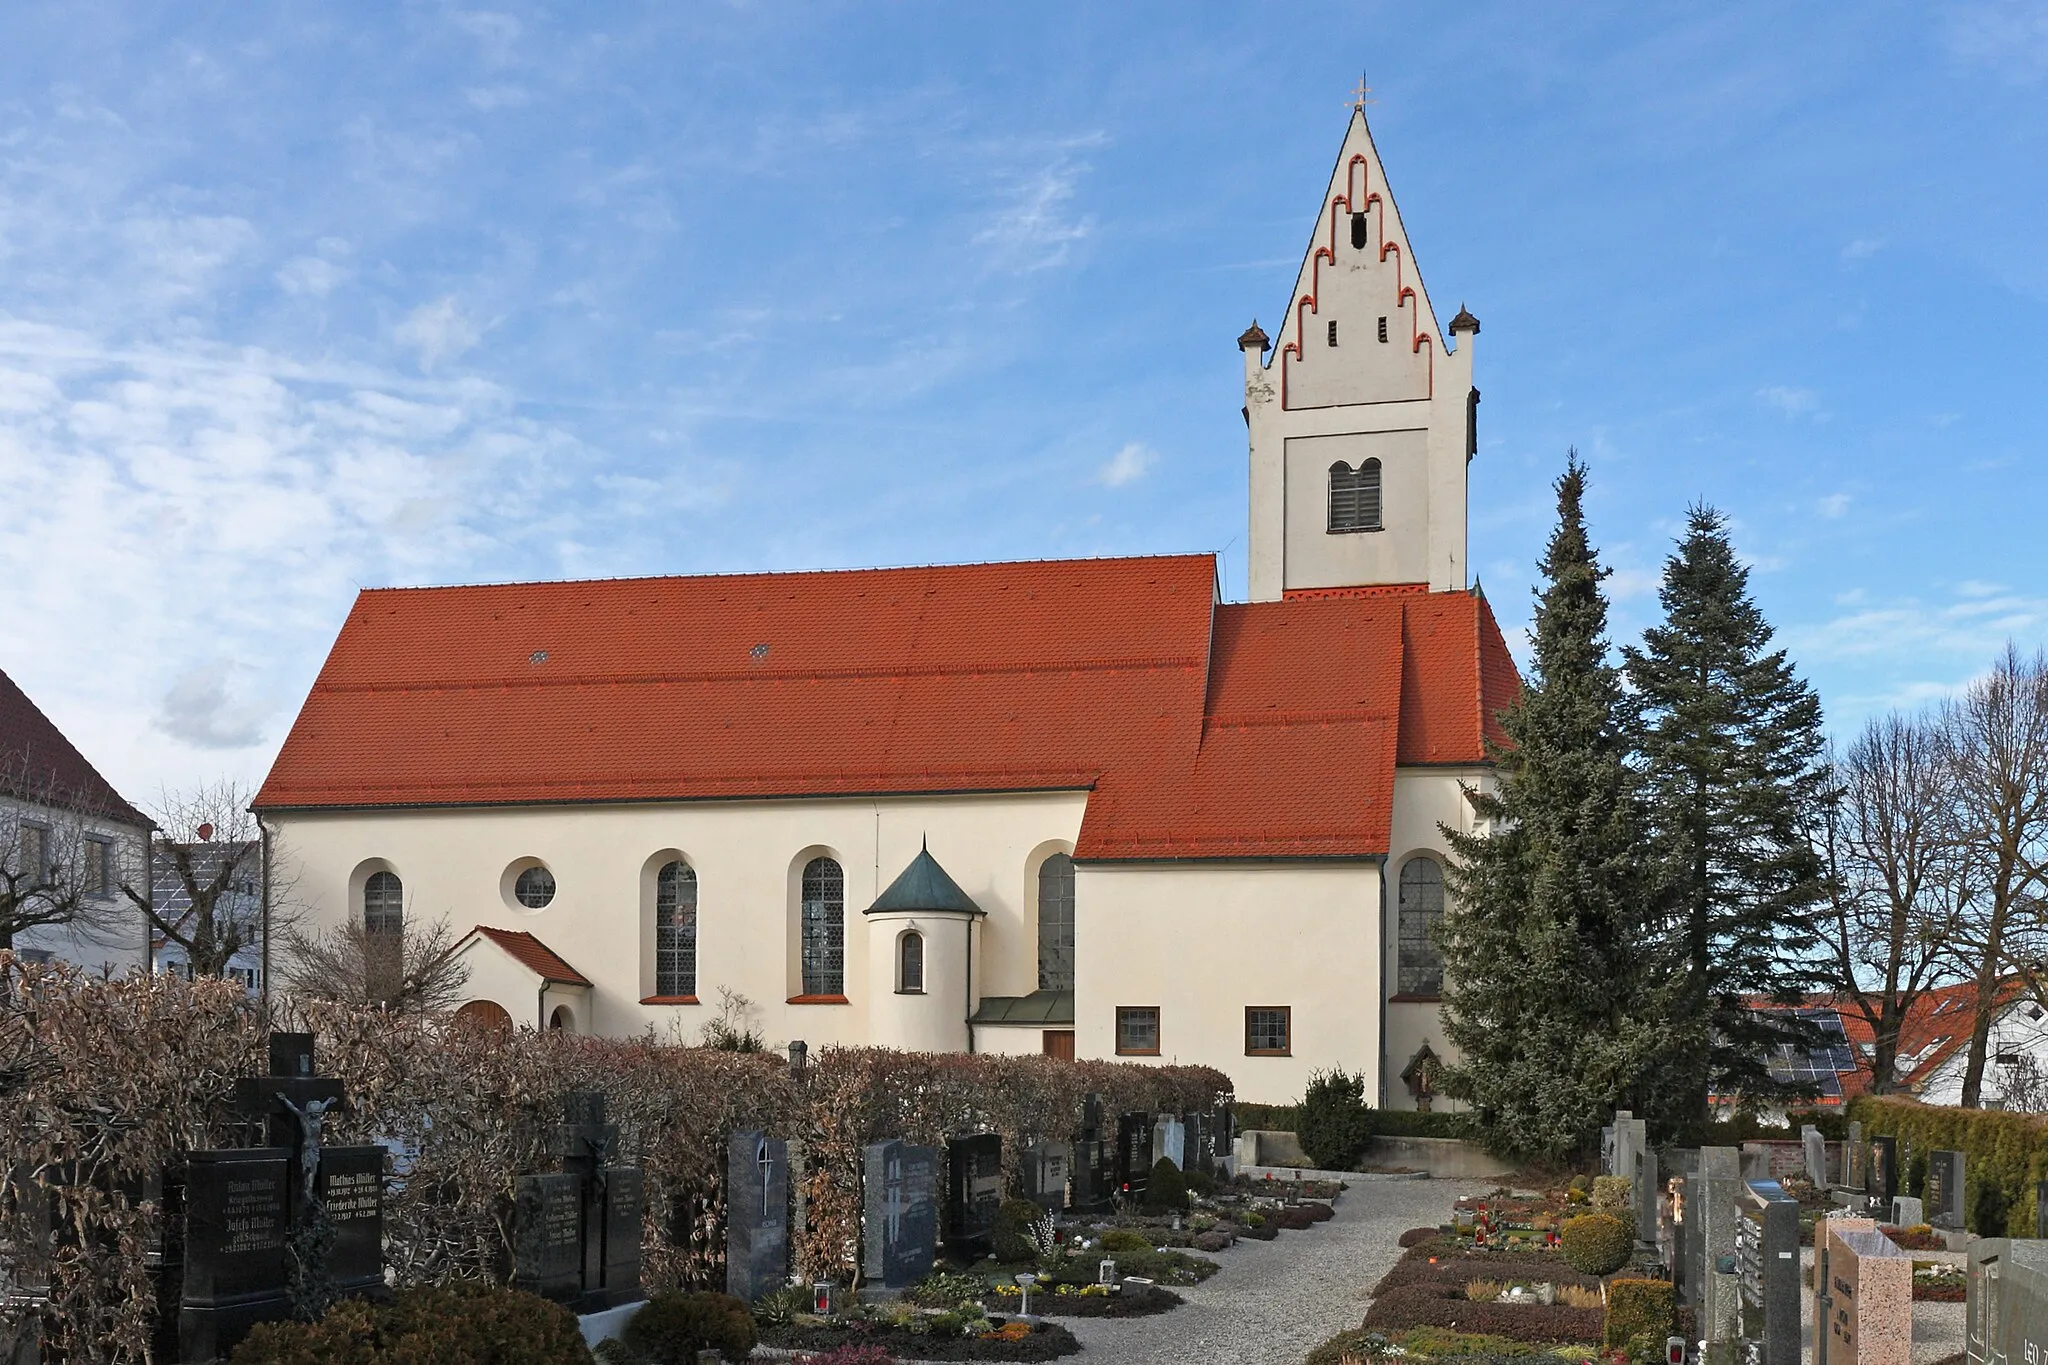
<box><xmin>885</xmin><ymin>1156</ymin><xmax>906</xmax><ymax>1244</ymax></box>
<box><xmin>758</xmin><ymin>1138</ymin><xmax>774</xmax><ymax>1219</ymax></box>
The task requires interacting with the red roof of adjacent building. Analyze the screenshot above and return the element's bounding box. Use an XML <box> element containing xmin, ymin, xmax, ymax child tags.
<box><xmin>464</xmin><ymin>926</ymin><xmax>592</xmax><ymax>987</ymax></box>
<box><xmin>1826</xmin><ymin>981</ymin><xmax>2028</xmax><ymax>1098</ymax></box>
<box><xmin>0</xmin><ymin>666</ymin><xmax>150</xmax><ymax>827</ymax></box>
<box><xmin>255</xmin><ymin>556</ymin><xmax>1520</xmax><ymax>860</ymax></box>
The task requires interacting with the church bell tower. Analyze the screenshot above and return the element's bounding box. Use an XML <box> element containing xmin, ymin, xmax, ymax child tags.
<box><xmin>1242</xmin><ymin>107</ymin><xmax>1479</xmax><ymax>602</ymax></box>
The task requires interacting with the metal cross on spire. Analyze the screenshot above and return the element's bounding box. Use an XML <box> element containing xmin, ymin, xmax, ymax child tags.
<box><xmin>1349</xmin><ymin>73</ymin><xmax>1376</xmax><ymax>113</ymax></box>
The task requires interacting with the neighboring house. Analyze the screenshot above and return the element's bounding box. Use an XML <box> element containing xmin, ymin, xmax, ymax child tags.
<box><xmin>149</xmin><ymin>838</ymin><xmax>265</xmax><ymax>995</ymax></box>
<box><xmin>0</xmin><ymin>666</ymin><xmax>152</xmax><ymax>974</ymax></box>
<box><xmin>253</xmin><ymin>107</ymin><xmax>1514</xmax><ymax>1105</ymax></box>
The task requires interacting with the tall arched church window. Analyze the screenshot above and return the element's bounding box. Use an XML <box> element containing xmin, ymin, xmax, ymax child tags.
<box><xmin>1397</xmin><ymin>856</ymin><xmax>1446</xmax><ymax>997</ymax></box>
<box><xmin>655</xmin><ymin>860</ymin><xmax>698</xmax><ymax>998</ymax></box>
<box><xmin>898</xmin><ymin>931</ymin><xmax>924</xmax><ymax>994</ymax></box>
<box><xmin>1038</xmin><ymin>853</ymin><xmax>1075</xmax><ymax>992</ymax></box>
<box><xmin>363</xmin><ymin>870</ymin><xmax>403</xmax><ymax>1003</ymax></box>
<box><xmin>1328</xmin><ymin>460</ymin><xmax>1383</xmax><ymax>534</ymax></box>
<box><xmin>800</xmin><ymin>856</ymin><xmax>845</xmax><ymax>996</ymax></box>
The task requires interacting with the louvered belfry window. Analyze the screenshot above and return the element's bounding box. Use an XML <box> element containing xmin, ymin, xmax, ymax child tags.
<box><xmin>1037</xmin><ymin>852</ymin><xmax>1076</xmax><ymax>991</ymax></box>
<box><xmin>1327</xmin><ymin>459</ymin><xmax>1383</xmax><ymax>533</ymax></box>
<box><xmin>800</xmin><ymin>856</ymin><xmax>845</xmax><ymax>996</ymax></box>
<box><xmin>655</xmin><ymin>859</ymin><xmax>698</xmax><ymax>998</ymax></box>
<box><xmin>1397</xmin><ymin>856</ymin><xmax>1446</xmax><ymax>997</ymax></box>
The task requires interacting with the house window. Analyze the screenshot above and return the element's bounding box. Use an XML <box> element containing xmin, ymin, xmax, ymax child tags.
<box><xmin>1327</xmin><ymin>459</ymin><xmax>1383</xmax><ymax>534</ymax></box>
<box><xmin>1398</xmin><ymin>856</ymin><xmax>1446</xmax><ymax>997</ymax></box>
<box><xmin>655</xmin><ymin>860</ymin><xmax>698</xmax><ymax>998</ymax></box>
<box><xmin>1037</xmin><ymin>852</ymin><xmax>1075</xmax><ymax>992</ymax></box>
<box><xmin>1246</xmin><ymin>1007</ymin><xmax>1292</xmax><ymax>1056</ymax></box>
<box><xmin>898</xmin><ymin>931</ymin><xmax>924</xmax><ymax>994</ymax></box>
<box><xmin>800</xmin><ymin>856</ymin><xmax>845</xmax><ymax>996</ymax></box>
<box><xmin>1327</xmin><ymin>319</ymin><xmax>1339</xmax><ymax>347</ymax></box>
<box><xmin>514</xmin><ymin>865</ymin><xmax>556</xmax><ymax>909</ymax></box>
<box><xmin>1116</xmin><ymin>1006</ymin><xmax>1160</xmax><ymax>1056</ymax></box>
<box><xmin>83</xmin><ymin>838</ymin><xmax>111</xmax><ymax>897</ymax></box>
<box><xmin>1378</xmin><ymin>315</ymin><xmax>1389</xmax><ymax>344</ymax></box>
<box><xmin>18</xmin><ymin>824</ymin><xmax>47</xmax><ymax>881</ymax></box>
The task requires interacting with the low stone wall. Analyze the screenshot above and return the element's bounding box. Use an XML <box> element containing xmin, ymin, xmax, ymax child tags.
<box><xmin>1364</xmin><ymin>1135</ymin><xmax>1515</xmax><ymax>1180</ymax></box>
<box><xmin>1234</xmin><ymin>1129</ymin><xmax>1312</xmax><ymax>1167</ymax></box>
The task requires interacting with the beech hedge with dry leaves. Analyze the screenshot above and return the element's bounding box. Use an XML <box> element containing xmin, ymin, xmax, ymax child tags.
<box><xmin>0</xmin><ymin>957</ymin><xmax>1228</xmax><ymax>1363</ymax></box>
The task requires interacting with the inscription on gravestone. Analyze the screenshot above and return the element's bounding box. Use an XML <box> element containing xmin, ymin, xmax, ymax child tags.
<box><xmin>315</xmin><ymin>1145</ymin><xmax>385</xmax><ymax>1295</ymax></box>
<box><xmin>178</xmin><ymin>1149</ymin><xmax>293</xmax><ymax>1363</ymax></box>
<box><xmin>725</xmin><ymin>1131</ymin><xmax>788</xmax><ymax>1304</ymax></box>
<box><xmin>947</xmin><ymin>1134</ymin><xmax>1003</xmax><ymax>1256</ymax></box>
<box><xmin>1116</xmin><ymin>1113</ymin><xmax>1153</xmax><ymax>1201</ymax></box>
<box><xmin>862</xmin><ymin>1140</ymin><xmax>938</xmax><ymax>1289</ymax></box>
<box><xmin>1020</xmin><ymin>1141</ymin><xmax>1071</xmax><ymax>1212</ymax></box>
<box><xmin>513</xmin><ymin>1172</ymin><xmax>586</xmax><ymax>1301</ymax></box>
<box><xmin>1869</xmin><ymin>1136</ymin><xmax>1899</xmax><ymax>1208</ymax></box>
<box><xmin>1928</xmin><ymin>1151</ymin><xmax>1966</xmax><ymax>1232</ymax></box>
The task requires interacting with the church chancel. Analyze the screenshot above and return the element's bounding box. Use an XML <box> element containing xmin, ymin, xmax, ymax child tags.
<box><xmin>255</xmin><ymin>108</ymin><xmax>1516</xmax><ymax>1105</ymax></box>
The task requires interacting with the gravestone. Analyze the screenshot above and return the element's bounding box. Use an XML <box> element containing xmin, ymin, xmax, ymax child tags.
<box><xmin>1020</xmin><ymin>1142</ymin><xmax>1072</xmax><ymax>1212</ymax></box>
<box><xmin>946</xmin><ymin>1134</ymin><xmax>1003</xmax><ymax>1257</ymax></box>
<box><xmin>1892</xmin><ymin>1196</ymin><xmax>1924</xmax><ymax>1228</ymax></box>
<box><xmin>512</xmin><ymin>1093</ymin><xmax>644</xmax><ymax>1312</ymax></box>
<box><xmin>1964</xmin><ymin>1238</ymin><xmax>2048</xmax><ymax>1365</ymax></box>
<box><xmin>315</xmin><ymin>1145</ymin><xmax>386</xmax><ymax>1296</ymax></box>
<box><xmin>1153</xmin><ymin>1115</ymin><xmax>1185</xmax><ymax>1171</ymax></box>
<box><xmin>1610</xmin><ymin>1110</ymin><xmax>1647</xmax><ymax>1185</ymax></box>
<box><xmin>1816</xmin><ymin>1218</ymin><xmax>1912</xmax><ymax>1365</ymax></box>
<box><xmin>862</xmin><ymin>1140</ymin><xmax>938</xmax><ymax>1289</ymax></box>
<box><xmin>1929</xmin><ymin>1150</ymin><xmax>1967</xmax><ymax>1232</ymax></box>
<box><xmin>1602</xmin><ymin>1124</ymin><xmax>1618</xmax><ymax>1177</ymax></box>
<box><xmin>726</xmin><ymin>1132</ymin><xmax>788</xmax><ymax>1303</ymax></box>
<box><xmin>1185</xmin><ymin>1112</ymin><xmax>1215</xmax><ymax>1177</ymax></box>
<box><xmin>177</xmin><ymin>1148</ymin><xmax>293</xmax><ymax>1363</ymax></box>
<box><xmin>1844</xmin><ymin>1122</ymin><xmax>1867</xmax><ymax>1193</ymax></box>
<box><xmin>512</xmin><ymin>1173</ymin><xmax>587</xmax><ymax>1301</ymax></box>
<box><xmin>1735</xmin><ymin>1179</ymin><xmax>1802</xmax><ymax>1365</ymax></box>
<box><xmin>1804</xmin><ymin>1125</ymin><xmax>1830</xmax><ymax>1189</ymax></box>
<box><xmin>1633</xmin><ymin>1143</ymin><xmax>1661</xmax><ymax>1245</ymax></box>
<box><xmin>1071</xmin><ymin>1137</ymin><xmax>1111</xmax><ymax>1213</ymax></box>
<box><xmin>1869</xmin><ymin>1136</ymin><xmax>1899</xmax><ymax>1208</ymax></box>
<box><xmin>1116</xmin><ymin>1113</ymin><xmax>1153</xmax><ymax>1201</ymax></box>
<box><xmin>1677</xmin><ymin>1147</ymin><xmax>1744</xmax><ymax>1345</ymax></box>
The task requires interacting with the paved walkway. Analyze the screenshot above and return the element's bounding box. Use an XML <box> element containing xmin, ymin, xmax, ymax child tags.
<box><xmin>1062</xmin><ymin>1175</ymin><xmax>1491</xmax><ymax>1365</ymax></box>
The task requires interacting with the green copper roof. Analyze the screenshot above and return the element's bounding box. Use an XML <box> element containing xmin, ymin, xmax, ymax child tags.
<box><xmin>864</xmin><ymin>840</ymin><xmax>986</xmax><ymax>917</ymax></box>
<box><xmin>969</xmin><ymin>990</ymin><xmax>1076</xmax><ymax>1026</ymax></box>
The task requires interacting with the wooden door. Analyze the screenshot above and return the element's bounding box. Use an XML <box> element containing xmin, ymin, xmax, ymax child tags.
<box><xmin>1043</xmin><ymin>1030</ymin><xmax>1075</xmax><ymax>1060</ymax></box>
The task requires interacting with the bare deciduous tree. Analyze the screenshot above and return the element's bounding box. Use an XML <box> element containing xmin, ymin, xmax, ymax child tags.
<box><xmin>1818</xmin><ymin>712</ymin><xmax>1971</xmax><ymax>1092</ymax></box>
<box><xmin>1943</xmin><ymin>647</ymin><xmax>2048</xmax><ymax>1107</ymax></box>
<box><xmin>0</xmin><ymin>754</ymin><xmax>141</xmax><ymax>954</ymax></box>
<box><xmin>279</xmin><ymin>912</ymin><xmax>469</xmax><ymax>1015</ymax></box>
<box><xmin>119</xmin><ymin>781</ymin><xmax>283</xmax><ymax>979</ymax></box>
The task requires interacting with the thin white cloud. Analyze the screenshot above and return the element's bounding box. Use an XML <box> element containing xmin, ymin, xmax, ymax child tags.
<box><xmin>1817</xmin><ymin>493</ymin><xmax>1851</xmax><ymax>519</ymax></box>
<box><xmin>973</xmin><ymin>145</ymin><xmax>1100</xmax><ymax>273</ymax></box>
<box><xmin>464</xmin><ymin>85</ymin><xmax>530</xmax><ymax>112</ymax></box>
<box><xmin>276</xmin><ymin>255</ymin><xmax>348</xmax><ymax>297</ymax></box>
<box><xmin>395</xmin><ymin>297</ymin><xmax>482</xmax><ymax>372</ymax></box>
<box><xmin>1841</xmin><ymin>237</ymin><xmax>1884</xmax><ymax>261</ymax></box>
<box><xmin>1947</xmin><ymin>0</ymin><xmax>2048</xmax><ymax>82</ymax></box>
<box><xmin>1096</xmin><ymin>441</ymin><xmax>1158</xmax><ymax>487</ymax></box>
<box><xmin>1756</xmin><ymin>384</ymin><xmax>1820</xmax><ymax>416</ymax></box>
<box><xmin>158</xmin><ymin>662</ymin><xmax>271</xmax><ymax>749</ymax></box>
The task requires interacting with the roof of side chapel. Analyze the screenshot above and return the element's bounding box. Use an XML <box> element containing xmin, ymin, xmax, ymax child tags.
<box><xmin>255</xmin><ymin>556</ymin><xmax>1520</xmax><ymax>859</ymax></box>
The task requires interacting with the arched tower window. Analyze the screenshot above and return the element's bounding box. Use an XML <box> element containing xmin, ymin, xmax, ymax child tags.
<box><xmin>655</xmin><ymin>859</ymin><xmax>698</xmax><ymax>998</ymax></box>
<box><xmin>363</xmin><ymin>870</ymin><xmax>403</xmax><ymax>1003</ymax></box>
<box><xmin>1328</xmin><ymin>460</ymin><xmax>1384</xmax><ymax>534</ymax></box>
<box><xmin>1397</xmin><ymin>856</ymin><xmax>1445</xmax><ymax>997</ymax></box>
<box><xmin>1037</xmin><ymin>852</ymin><xmax>1075</xmax><ymax>992</ymax></box>
<box><xmin>800</xmin><ymin>856</ymin><xmax>845</xmax><ymax>996</ymax></box>
<box><xmin>898</xmin><ymin>931</ymin><xmax>924</xmax><ymax>994</ymax></box>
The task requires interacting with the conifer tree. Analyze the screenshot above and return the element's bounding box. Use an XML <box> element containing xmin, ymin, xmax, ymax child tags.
<box><xmin>1438</xmin><ymin>456</ymin><xmax>1660</xmax><ymax>1162</ymax></box>
<box><xmin>1623</xmin><ymin>506</ymin><xmax>1830</xmax><ymax>1135</ymax></box>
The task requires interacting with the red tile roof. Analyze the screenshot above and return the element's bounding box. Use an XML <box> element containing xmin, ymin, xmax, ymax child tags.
<box><xmin>0</xmin><ymin>667</ymin><xmax>150</xmax><ymax>827</ymax></box>
<box><xmin>1824</xmin><ymin>981</ymin><xmax>2027</xmax><ymax>1097</ymax></box>
<box><xmin>256</xmin><ymin>556</ymin><xmax>1521</xmax><ymax>859</ymax></box>
<box><xmin>465</xmin><ymin>926</ymin><xmax>591</xmax><ymax>987</ymax></box>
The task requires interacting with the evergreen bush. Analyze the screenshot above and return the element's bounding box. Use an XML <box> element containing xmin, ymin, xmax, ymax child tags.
<box><xmin>1602</xmin><ymin>1278</ymin><xmax>1675</xmax><ymax>1350</ymax></box>
<box><xmin>622</xmin><ymin>1290</ymin><xmax>758</xmax><ymax>1364</ymax></box>
<box><xmin>994</xmin><ymin>1198</ymin><xmax>1043</xmax><ymax>1262</ymax></box>
<box><xmin>1097</xmin><ymin>1228</ymin><xmax>1154</xmax><ymax>1256</ymax></box>
<box><xmin>1848</xmin><ymin>1095</ymin><xmax>2048</xmax><ymax>1239</ymax></box>
<box><xmin>1298</xmin><ymin>1067</ymin><xmax>1375</xmax><ymax>1170</ymax></box>
<box><xmin>1145</xmin><ymin>1157</ymin><xmax>1188</xmax><ymax>1212</ymax></box>
<box><xmin>1559</xmin><ymin>1213</ymin><xmax>1632</xmax><ymax>1276</ymax></box>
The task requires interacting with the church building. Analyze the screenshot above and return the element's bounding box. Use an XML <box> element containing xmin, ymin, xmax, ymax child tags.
<box><xmin>254</xmin><ymin>109</ymin><xmax>1517</xmax><ymax>1106</ymax></box>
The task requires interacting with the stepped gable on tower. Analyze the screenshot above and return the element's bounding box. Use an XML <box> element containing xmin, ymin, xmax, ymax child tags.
<box><xmin>255</xmin><ymin>556</ymin><xmax>1517</xmax><ymax>859</ymax></box>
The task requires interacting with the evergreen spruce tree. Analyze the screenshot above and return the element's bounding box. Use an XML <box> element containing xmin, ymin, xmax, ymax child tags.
<box><xmin>1438</xmin><ymin>456</ymin><xmax>1660</xmax><ymax>1162</ymax></box>
<box><xmin>1623</xmin><ymin>506</ymin><xmax>1830</xmax><ymax>1137</ymax></box>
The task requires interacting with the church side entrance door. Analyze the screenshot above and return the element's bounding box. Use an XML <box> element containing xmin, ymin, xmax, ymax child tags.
<box><xmin>1042</xmin><ymin>1030</ymin><xmax>1075</xmax><ymax>1060</ymax></box>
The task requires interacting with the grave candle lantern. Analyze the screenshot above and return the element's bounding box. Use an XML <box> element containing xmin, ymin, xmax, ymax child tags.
<box><xmin>1098</xmin><ymin>1257</ymin><xmax>1117</xmax><ymax>1286</ymax></box>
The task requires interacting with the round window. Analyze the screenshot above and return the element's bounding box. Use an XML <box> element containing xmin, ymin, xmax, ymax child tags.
<box><xmin>514</xmin><ymin>865</ymin><xmax>557</xmax><ymax>909</ymax></box>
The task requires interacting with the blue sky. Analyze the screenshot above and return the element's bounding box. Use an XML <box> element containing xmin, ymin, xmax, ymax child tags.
<box><xmin>2</xmin><ymin>2</ymin><xmax>2045</xmax><ymax>799</ymax></box>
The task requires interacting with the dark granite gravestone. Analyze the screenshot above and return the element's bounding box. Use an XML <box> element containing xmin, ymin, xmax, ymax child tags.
<box><xmin>1116</xmin><ymin>1113</ymin><xmax>1153</xmax><ymax>1201</ymax></box>
<box><xmin>1844</xmin><ymin>1122</ymin><xmax>1866</xmax><ymax>1192</ymax></box>
<box><xmin>1185</xmin><ymin>1112</ymin><xmax>1214</xmax><ymax>1177</ymax></box>
<box><xmin>1632</xmin><ymin>1143</ymin><xmax>1661</xmax><ymax>1245</ymax></box>
<box><xmin>946</xmin><ymin>1134</ymin><xmax>1004</xmax><ymax>1256</ymax></box>
<box><xmin>1736</xmin><ymin>1179</ymin><xmax>1803</xmax><ymax>1365</ymax></box>
<box><xmin>1070</xmin><ymin>1138</ymin><xmax>1111</xmax><ymax>1213</ymax></box>
<box><xmin>315</xmin><ymin>1145</ymin><xmax>386</xmax><ymax>1295</ymax></box>
<box><xmin>862</xmin><ymin>1140</ymin><xmax>938</xmax><ymax>1289</ymax></box>
<box><xmin>513</xmin><ymin>1172</ymin><xmax>586</xmax><ymax>1301</ymax></box>
<box><xmin>726</xmin><ymin>1131</ymin><xmax>789</xmax><ymax>1303</ymax></box>
<box><xmin>1870</xmin><ymin>1136</ymin><xmax>1899</xmax><ymax>1208</ymax></box>
<box><xmin>1020</xmin><ymin>1142</ymin><xmax>1071</xmax><ymax>1212</ymax></box>
<box><xmin>1928</xmin><ymin>1151</ymin><xmax>1966</xmax><ymax>1232</ymax></box>
<box><xmin>177</xmin><ymin>1148</ymin><xmax>293</xmax><ymax>1363</ymax></box>
<box><xmin>1082</xmin><ymin>1093</ymin><xmax>1103</xmax><ymax>1140</ymax></box>
<box><xmin>603</xmin><ymin>1168</ymin><xmax>645</xmax><ymax>1308</ymax></box>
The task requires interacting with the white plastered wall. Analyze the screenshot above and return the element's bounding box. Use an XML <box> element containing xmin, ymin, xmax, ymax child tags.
<box><xmin>270</xmin><ymin>790</ymin><xmax>1086</xmax><ymax>1050</ymax></box>
<box><xmin>5</xmin><ymin>793</ymin><xmax>151</xmax><ymax>976</ymax></box>
<box><xmin>1381</xmin><ymin>765</ymin><xmax>1491</xmax><ymax>1110</ymax></box>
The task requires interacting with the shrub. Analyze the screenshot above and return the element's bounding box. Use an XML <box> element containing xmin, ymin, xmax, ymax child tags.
<box><xmin>232</xmin><ymin>1285</ymin><xmax>588</xmax><ymax>1365</ymax></box>
<box><xmin>1397</xmin><ymin>1327</ymin><xmax>1545</xmax><ymax>1358</ymax></box>
<box><xmin>908</xmin><ymin>1271</ymin><xmax>990</xmax><ymax>1310</ymax></box>
<box><xmin>994</xmin><ymin>1198</ymin><xmax>1044</xmax><ymax>1262</ymax></box>
<box><xmin>798</xmin><ymin>1347</ymin><xmax>897</xmax><ymax>1365</ymax></box>
<box><xmin>1399</xmin><ymin>1227</ymin><xmax>1443</xmax><ymax>1248</ymax></box>
<box><xmin>1299</xmin><ymin>1067</ymin><xmax>1376</xmax><ymax>1170</ymax></box>
<box><xmin>624</xmin><ymin>1290</ymin><xmax>759</xmax><ymax>1364</ymax></box>
<box><xmin>1589</xmin><ymin>1176</ymin><xmax>1631</xmax><ymax>1212</ymax></box>
<box><xmin>1976</xmin><ymin>1181</ymin><xmax>2010</xmax><ymax>1238</ymax></box>
<box><xmin>1361</xmin><ymin>1287</ymin><xmax>1604</xmax><ymax>1344</ymax></box>
<box><xmin>1306</xmin><ymin>1328</ymin><xmax>1394</xmax><ymax>1365</ymax></box>
<box><xmin>1560</xmin><ymin>1213</ymin><xmax>1632</xmax><ymax>1277</ymax></box>
<box><xmin>1146</xmin><ymin>1157</ymin><xmax>1188</xmax><ymax>1212</ymax></box>
<box><xmin>1569</xmin><ymin>1174</ymin><xmax>1591</xmax><ymax>1192</ymax></box>
<box><xmin>1602</xmin><ymin>1279</ymin><xmax>1675</xmax><ymax>1350</ymax></box>
<box><xmin>1098</xmin><ymin>1228</ymin><xmax>1154</xmax><ymax>1256</ymax></box>
<box><xmin>1184</xmin><ymin>1166</ymin><xmax>1216</xmax><ymax>1197</ymax></box>
<box><xmin>1192</xmin><ymin>1229</ymin><xmax>1233</xmax><ymax>1253</ymax></box>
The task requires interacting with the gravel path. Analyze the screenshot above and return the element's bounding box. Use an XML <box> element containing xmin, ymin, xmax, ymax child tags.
<box><xmin>1061</xmin><ymin>1176</ymin><xmax>1492</xmax><ymax>1365</ymax></box>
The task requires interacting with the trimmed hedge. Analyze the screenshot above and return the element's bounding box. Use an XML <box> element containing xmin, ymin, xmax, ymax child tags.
<box><xmin>231</xmin><ymin>1284</ymin><xmax>588</xmax><ymax>1365</ymax></box>
<box><xmin>1560</xmin><ymin>1213</ymin><xmax>1632</xmax><ymax>1277</ymax></box>
<box><xmin>1603</xmin><ymin>1278</ymin><xmax>1675</xmax><ymax>1350</ymax></box>
<box><xmin>621</xmin><ymin>1290</ymin><xmax>757</xmax><ymax>1364</ymax></box>
<box><xmin>1847</xmin><ymin>1095</ymin><xmax>2048</xmax><ymax>1240</ymax></box>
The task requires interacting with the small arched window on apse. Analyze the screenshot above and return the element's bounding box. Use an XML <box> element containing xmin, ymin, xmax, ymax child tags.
<box><xmin>800</xmin><ymin>855</ymin><xmax>845</xmax><ymax>996</ymax></box>
<box><xmin>363</xmin><ymin>870</ymin><xmax>403</xmax><ymax>1004</ymax></box>
<box><xmin>1037</xmin><ymin>852</ymin><xmax>1075</xmax><ymax>992</ymax></box>
<box><xmin>1328</xmin><ymin>459</ymin><xmax>1384</xmax><ymax>534</ymax></box>
<box><xmin>898</xmin><ymin>930</ymin><xmax>924</xmax><ymax>994</ymax></box>
<box><xmin>1397</xmin><ymin>856</ymin><xmax>1446</xmax><ymax>997</ymax></box>
<box><xmin>655</xmin><ymin>859</ymin><xmax>698</xmax><ymax>998</ymax></box>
